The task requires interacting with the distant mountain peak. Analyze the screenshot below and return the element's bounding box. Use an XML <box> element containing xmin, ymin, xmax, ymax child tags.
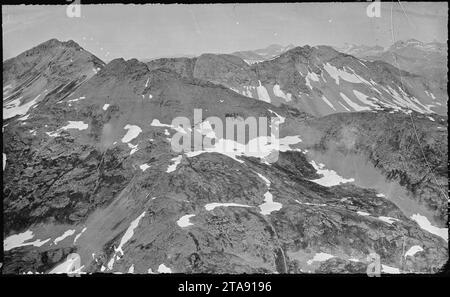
<box><xmin>230</xmin><ymin>43</ymin><xmax>297</xmax><ymax>63</ymax></box>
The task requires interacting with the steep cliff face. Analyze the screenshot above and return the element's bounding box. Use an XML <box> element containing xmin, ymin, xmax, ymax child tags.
<box><xmin>2</xmin><ymin>39</ymin><xmax>448</xmax><ymax>275</ymax></box>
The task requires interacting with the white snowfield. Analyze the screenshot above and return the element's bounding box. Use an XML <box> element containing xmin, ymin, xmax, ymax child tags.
<box><xmin>404</xmin><ymin>245</ymin><xmax>424</xmax><ymax>258</ymax></box>
<box><xmin>378</xmin><ymin>216</ymin><xmax>400</xmax><ymax>225</ymax></box>
<box><xmin>4</xmin><ymin>230</ymin><xmax>50</xmax><ymax>251</ymax></box>
<box><xmin>158</xmin><ymin>264</ymin><xmax>172</xmax><ymax>273</ymax></box>
<box><xmin>177</xmin><ymin>214</ymin><xmax>195</xmax><ymax>227</ymax></box>
<box><xmin>259</xmin><ymin>191</ymin><xmax>282</xmax><ymax>215</ymax></box>
<box><xmin>352</xmin><ymin>90</ymin><xmax>379</xmax><ymax>108</ymax></box>
<box><xmin>3</xmin><ymin>94</ymin><xmax>40</xmax><ymax>120</ymax></box>
<box><xmin>256</xmin><ymin>172</ymin><xmax>271</xmax><ymax>187</ymax></box>
<box><xmin>53</xmin><ymin>229</ymin><xmax>76</xmax><ymax>245</ymax></box>
<box><xmin>73</xmin><ymin>227</ymin><xmax>87</xmax><ymax>244</ymax></box>
<box><xmin>338</xmin><ymin>101</ymin><xmax>350</xmax><ymax>111</ymax></box>
<box><xmin>307</xmin><ymin>252</ymin><xmax>335</xmax><ymax>265</ymax></box>
<box><xmin>340</xmin><ymin>92</ymin><xmax>370</xmax><ymax>111</ymax></box>
<box><xmin>121</xmin><ymin>124</ymin><xmax>142</xmax><ymax>143</ymax></box>
<box><xmin>381</xmin><ymin>264</ymin><xmax>401</xmax><ymax>274</ymax></box>
<box><xmin>106</xmin><ymin>212</ymin><xmax>146</xmax><ymax>271</ymax></box>
<box><xmin>385</xmin><ymin>86</ymin><xmax>433</xmax><ymax>114</ymax></box>
<box><xmin>256</xmin><ymin>80</ymin><xmax>271</xmax><ymax>103</ymax></box>
<box><xmin>323</xmin><ymin>63</ymin><xmax>365</xmax><ymax>85</ymax></box>
<box><xmin>185</xmin><ymin>113</ymin><xmax>302</xmax><ymax>165</ymax></box>
<box><xmin>243</xmin><ymin>85</ymin><xmax>256</xmax><ymax>98</ymax></box>
<box><xmin>128</xmin><ymin>143</ymin><xmax>138</xmax><ymax>155</ymax></box>
<box><xmin>204</xmin><ymin>202</ymin><xmax>252</xmax><ymax>211</ymax></box>
<box><xmin>410</xmin><ymin>213</ymin><xmax>448</xmax><ymax>241</ymax></box>
<box><xmin>67</xmin><ymin>96</ymin><xmax>86</xmax><ymax>103</ymax></box>
<box><xmin>321</xmin><ymin>95</ymin><xmax>336</xmax><ymax>110</ymax></box>
<box><xmin>167</xmin><ymin>155</ymin><xmax>182</xmax><ymax>173</ymax></box>
<box><xmin>61</xmin><ymin>121</ymin><xmax>89</xmax><ymax>130</ymax></box>
<box><xmin>356</xmin><ymin>211</ymin><xmax>370</xmax><ymax>216</ymax></box>
<box><xmin>18</xmin><ymin>114</ymin><xmax>30</xmax><ymax>121</ymax></box>
<box><xmin>49</xmin><ymin>253</ymin><xmax>83</xmax><ymax>274</ymax></box>
<box><xmin>255</xmin><ymin>171</ymin><xmax>282</xmax><ymax>214</ymax></box>
<box><xmin>309</xmin><ymin>160</ymin><xmax>355</xmax><ymax>187</ymax></box>
<box><xmin>273</xmin><ymin>84</ymin><xmax>292</xmax><ymax>101</ymax></box>
<box><xmin>46</xmin><ymin>130</ymin><xmax>61</xmax><ymax>137</ymax></box>
<box><xmin>305</xmin><ymin>71</ymin><xmax>320</xmax><ymax>89</ymax></box>
<box><xmin>114</xmin><ymin>211</ymin><xmax>146</xmax><ymax>257</ymax></box>
<box><xmin>139</xmin><ymin>163</ymin><xmax>150</xmax><ymax>171</ymax></box>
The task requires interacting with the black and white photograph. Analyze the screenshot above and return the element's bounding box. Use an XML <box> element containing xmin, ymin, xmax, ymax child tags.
<box><xmin>1</xmin><ymin>0</ymin><xmax>449</xmax><ymax>287</ymax></box>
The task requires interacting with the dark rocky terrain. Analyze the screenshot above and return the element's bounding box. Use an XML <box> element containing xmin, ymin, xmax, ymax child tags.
<box><xmin>2</xmin><ymin>39</ymin><xmax>448</xmax><ymax>274</ymax></box>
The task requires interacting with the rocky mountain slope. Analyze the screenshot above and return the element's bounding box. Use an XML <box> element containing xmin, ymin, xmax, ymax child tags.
<box><xmin>147</xmin><ymin>44</ymin><xmax>447</xmax><ymax>117</ymax></box>
<box><xmin>3</xmin><ymin>39</ymin><xmax>105</xmax><ymax>121</ymax></box>
<box><xmin>338</xmin><ymin>39</ymin><xmax>447</xmax><ymax>101</ymax></box>
<box><xmin>2</xmin><ymin>39</ymin><xmax>448</xmax><ymax>274</ymax></box>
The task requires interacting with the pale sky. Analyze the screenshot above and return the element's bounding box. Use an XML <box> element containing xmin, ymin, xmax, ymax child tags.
<box><xmin>2</xmin><ymin>2</ymin><xmax>448</xmax><ymax>61</ymax></box>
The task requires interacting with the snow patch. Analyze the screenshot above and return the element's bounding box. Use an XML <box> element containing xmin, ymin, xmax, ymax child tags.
<box><xmin>411</xmin><ymin>213</ymin><xmax>448</xmax><ymax>241</ymax></box>
<box><xmin>61</xmin><ymin>121</ymin><xmax>89</xmax><ymax>131</ymax></box>
<box><xmin>259</xmin><ymin>191</ymin><xmax>282</xmax><ymax>215</ymax></box>
<box><xmin>352</xmin><ymin>90</ymin><xmax>379</xmax><ymax>108</ymax></box>
<box><xmin>256</xmin><ymin>80</ymin><xmax>271</xmax><ymax>103</ymax></box>
<box><xmin>310</xmin><ymin>160</ymin><xmax>355</xmax><ymax>186</ymax></box>
<box><xmin>73</xmin><ymin>227</ymin><xmax>87</xmax><ymax>244</ymax></box>
<box><xmin>158</xmin><ymin>264</ymin><xmax>172</xmax><ymax>273</ymax></box>
<box><xmin>339</xmin><ymin>92</ymin><xmax>370</xmax><ymax>111</ymax></box>
<box><xmin>357</xmin><ymin>211</ymin><xmax>370</xmax><ymax>216</ymax></box>
<box><xmin>54</xmin><ymin>229</ymin><xmax>76</xmax><ymax>245</ymax></box>
<box><xmin>49</xmin><ymin>253</ymin><xmax>83</xmax><ymax>274</ymax></box>
<box><xmin>3</xmin><ymin>94</ymin><xmax>41</xmax><ymax>120</ymax></box>
<box><xmin>167</xmin><ymin>155</ymin><xmax>182</xmax><ymax>173</ymax></box>
<box><xmin>319</xmin><ymin>95</ymin><xmax>335</xmax><ymax>110</ymax></box>
<box><xmin>177</xmin><ymin>214</ymin><xmax>195</xmax><ymax>227</ymax></box>
<box><xmin>273</xmin><ymin>84</ymin><xmax>292</xmax><ymax>101</ymax></box>
<box><xmin>139</xmin><ymin>164</ymin><xmax>150</xmax><ymax>171</ymax></box>
<box><xmin>378</xmin><ymin>216</ymin><xmax>400</xmax><ymax>224</ymax></box>
<box><xmin>323</xmin><ymin>63</ymin><xmax>364</xmax><ymax>84</ymax></box>
<box><xmin>4</xmin><ymin>230</ymin><xmax>50</xmax><ymax>251</ymax></box>
<box><xmin>404</xmin><ymin>245</ymin><xmax>423</xmax><ymax>258</ymax></box>
<box><xmin>381</xmin><ymin>264</ymin><xmax>401</xmax><ymax>274</ymax></box>
<box><xmin>205</xmin><ymin>203</ymin><xmax>251</xmax><ymax>211</ymax></box>
<box><xmin>114</xmin><ymin>211</ymin><xmax>146</xmax><ymax>256</ymax></box>
<box><xmin>307</xmin><ymin>252</ymin><xmax>335</xmax><ymax>265</ymax></box>
<box><xmin>121</xmin><ymin>125</ymin><xmax>142</xmax><ymax>143</ymax></box>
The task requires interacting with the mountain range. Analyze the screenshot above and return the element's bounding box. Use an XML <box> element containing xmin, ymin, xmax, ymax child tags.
<box><xmin>2</xmin><ymin>38</ymin><xmax>448</xmax><ymax>274</ymax></box>
<box><xmin>334</xmin><ymin>39</ymin><xmax>447</xmax><ymax>100</ymax></box>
